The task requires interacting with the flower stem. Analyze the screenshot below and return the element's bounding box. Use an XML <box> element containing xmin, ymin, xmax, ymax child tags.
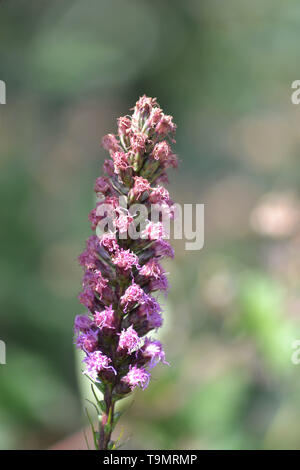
<box><xmin>98</xmin><ymin>384</ymin><xmax>115</xmax><ymax>450</ymax></box>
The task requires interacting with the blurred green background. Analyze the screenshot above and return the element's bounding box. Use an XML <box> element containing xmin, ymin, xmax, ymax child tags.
<box><xmin>1</xmin><ymin>0</ymin><xmax>300</xmax><ymax>450</ymax></box>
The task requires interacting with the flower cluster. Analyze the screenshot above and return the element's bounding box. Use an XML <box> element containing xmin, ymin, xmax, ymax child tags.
<box><xmin>74</xmin><ymin>95</ymin><xmax>177</xmax><ymax>449</ymax></box>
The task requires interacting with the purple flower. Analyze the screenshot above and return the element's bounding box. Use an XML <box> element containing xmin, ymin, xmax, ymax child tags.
<box><xmin>78</xmin><ymin>287</ymin><xmax>94</xmax><ymax>309</ymax></box>
<box><xmin>152</xmin><ymin>239</ymin><xmax>174</xmax><ymax>259</ymax></box>
<box><xmin>78</xmin><ymin>235</ymin><xmax>101</xmax><ymax>269</ymax></box>
<box><xmin>127</xmin><ymin>306</ymin><xmax>163</xmax><ymax>336</ymax></box>
<box><xmin>149</xmin><ymin>275</ymin><xmax>169</xmax><ymax>292</ymax></box>
<box><xmin>147</xmin><ymin>310</ymin><xmax>163</xmax><ymax>331</ymax></box>
<box><xmin>141</xmin><ymin>339</ymin><xmax>168</xmax><ymax>368</ymax></box>
<box><xmin>140</xmin><ymin>294</ymin><xmax>162</xmax><ymax>319</ymax></box>
<box><xmin>74</xmin><ymin>314</ymin><xmax>94</xmax><ymax>333</ymax></box>
<box><xmin>76</xmin><ymin>329</ymin><xmax>99</xmax><ymax>353</ymax></box>
<box><xmin>74</xmin><ymin>95</ymin><xmax>177</xmax><ymax>450</ymax></box>
<box><xmin>94</xmin><ymin>176</ymin><xmax>110</xmax><ymax>194</ymax></box>
<box><xmin>121</xmin><ymin>365</ymin><xmax>151</xmax><ymax>391</ymax></box>
<box><xmin>82</xmin><ymin>269</ymin><xmax>112</xmax><ymax>302</ymax></box>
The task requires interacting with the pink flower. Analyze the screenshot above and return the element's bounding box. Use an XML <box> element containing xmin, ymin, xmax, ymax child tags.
<box><xmin>100</xmin><ymin>232</ymin><xmax>119</xmax><ymax>253</ymax></box>
<box><xmin>139</xmin><ymin>259</ymin><xmax>164</xmax><ymax>279</ymax></box>
<box><xmin>118</xmin><ymin>325</ymin><xmax>140</xmax><ymax>354</ymax></box>
<box><xmin>130</xmin><ymin>132</ymin><xmax>147</xmax><ymax>155</ymax></box>
<box><xmin>94</xmin><ymin>176</ymin><xmax>110</xmax><ymax>194</ymax></box>
<box><xmin>89</xmin><ymin>198</ymin><xmax>118</xmax><ymax>230</ymax></box>
<box><xmin>149</xmin><ymin>186</ymin><xmax>170</xmax><ymax>204</ymax></box>
<box><xmin>121</xmin><ymin>365</ymin><xmax>151</xmax><ymax>390</ymax></box>
<box><xmin>102</xmin><ymin>134</ymin><xmax>120</xmax><ymax>152</ymax></box>
<box><xmin>88</xmin><ymin>208</ymin><xmax>98</xmax><ymax>231</ymax></box>
<box><xmin>118</xmin><ymin>116</ymin><xmax>132</xmax><ymax>138</ymax></box>
<box><xmin>94</xmin><ymin>305</ymin><xmax>115</xmax><ymax>329</ymax></box>
<box><xmin>141</xmin><ymin>338</ymin><xmax>168</xmax><ymax>368</ymax></box>
<box><xmin>112</xmin><ymin>248</ymin><xmax>140</xmax><ymax>271</ymax></box>
<box><xmin>120</xmin><ymin>282</ymin><xmax>145</xmax><ymax>311</ymax></box>
<box><xmin>83</xmin><ymin>270</ymin><xmax>109</xmax><ymax>297</ymax></box>
<box><xmin>155</xmin><ymin>114</ymin><xmax>176</xmax><ymax>136</ymax></box>
<box><xmin>151</xmin><ymin>141</ymin><xmax>178</xmax><ymax>168</ymax></box>
<box><xmin>76</xmin><ymin>329</ymin><xmax>99</xmax><ymax>353</ymax></box>
<box><xmin>112</xmin><ymin>151</ymin><xmax>130</xmax><ymax>175</ymax></box>
<box><xmin>131</xmin><ymin>176</ymin><xmax>151</xmax><ymax>200</ymax></box>
<box><xmin>114</xmin><ymin>209</ymin><xmax>134</xmax><ymax>234</ymax></box>
<box><xmin>86</xmin><ymin>235</ymin><xmax>100</xmax><ymax>252</ymax></box>
<box><xmin>78</xmin><ymin>251</ymin><xmax>95</xmax><ymax>269</ymax></box>
<box><xmin>152</xmin><ymin>141</ymin><xmax>170</xmax><ymax>161</ymax></box>
<box><xmin>103</xmin><ymin>196</ymin><xmax>119</xmax><ymax>209</ymax></box>
<box><xmin>147</xmin><ymin>107</ymin><xmax>163</xmax><ymax>128</ymax></box>
<box><xmin>134</xmin><ymin>95</ymin><xmax>158</xmax><ymax>117</ymax></box>
<box><xmin>140</xmin><ymin>295</ymin><xmax>162</xmax><ymax>319</ymax></box>
<box><xmin>83</xmin><ymin>351</ymin><xmax>116</xmax><ymax>380</ymax></box>
<box><xmin>74</xmin><ymin>96</ymin><xmax>177</xmax><ymax>449</ymax></box>
<box><xmin>142</xmin><ymin>221</ymin><xmax>166</xmax><ymax>240</ymax></box>
<box><xmin>78</xmin><ymin>247</ymin><xmax>98</xmax><ymax>269</ymax></box>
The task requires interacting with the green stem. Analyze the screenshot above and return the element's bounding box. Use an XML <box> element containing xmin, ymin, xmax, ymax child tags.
<box><xmin>98</xmin><ymin>384</ymin><xmax>115</xmax><ymax>450</ymax></box>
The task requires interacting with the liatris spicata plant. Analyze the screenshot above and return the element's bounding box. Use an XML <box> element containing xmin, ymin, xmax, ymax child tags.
<box><xmin>74</xmin><ymin>95</ymin><xmax>178</xmax><ymax>450</ymax></box>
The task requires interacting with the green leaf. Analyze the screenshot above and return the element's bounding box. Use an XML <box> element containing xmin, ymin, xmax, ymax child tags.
<box><xmin>85</xmin><ymin>407</ymin><xmax>98</xmax><ymax>450</ymax></box>
<box><xmin>95</xmin><ymin>381</ymin><xmax>106</xmax><ymax>394</ymax></box>
<box><xmin>91</xmin><ymin>384</ymin><xmax>105</xmax><ymax>411</ymax></box>
<box><xmin>85</xmin><ymin>398</ymin><xmax>100</xmax><ymax>417</ymax></box>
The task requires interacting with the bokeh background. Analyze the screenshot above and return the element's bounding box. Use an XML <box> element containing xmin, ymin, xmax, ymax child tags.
<box><xmin>1</xmin><ymin>0</ymin><xmax>300</xmax><ymax>450</ymax></box>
